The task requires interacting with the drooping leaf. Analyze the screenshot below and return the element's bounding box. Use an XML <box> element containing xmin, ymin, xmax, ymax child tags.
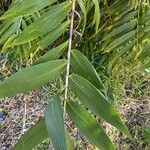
<box><xmin>67</xmin><ymin>101</ymin><xmax>115</xmax><ymax>150</ymax></box>
<box><xmin>92</xmin><ymin>0</ymin><xmax>100</xmax><ymax>32</ymax></box>
<box><xmin>35</xmin><ymin>41</ymin><xmax>68</xmax><ymax>65</ymax></box>
<box><xmin>0</xmin><ymin>0</ymin><xmax>57</xmax><ymax>20</ymax></box>
<box><xmin>69</xmin><ymin>74</ymin><xmax>131</xmax><ymax>138</ymax></box>
<box><xmin>45</xmin><ymin>96</ymin><xmax>67</xmax><ymax>150</ymax></box>
<box><xmin>77</xmin><ymin>0</ymin><xmax>87</xmax><ymax>34</ymax></box>
<box><xmin>71</xmin><ymin>50</ymin><xmax>103</xmax><ymax>89</ymax></box>
<box><xmin>13</xmin><ymin>119</ymin><xmax>48</xmax><ymax>150</ymax></box>
<box><xmin>0</xmin><ymin>60</ymin><xmax>67</xmax><ymax>98</ymax></box>
<box><xmin>38</xmin><ymin>21</ymin><xmax>70</xmax><ymax>49</ymax></box>
<box><xmin>11</xmin><ymin>2</ymin><xmax>71</xmax><ymax>45</ymax></box>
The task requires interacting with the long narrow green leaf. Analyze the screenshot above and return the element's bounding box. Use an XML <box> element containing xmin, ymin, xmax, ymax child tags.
<box><xmin>0</xmin><ymin>21</ymin><xmax>13</xmax><ymax>36</ymax></box>
<box><xmin>39</xmin><ymin>21</ymin><xmax>70</xmax><ymax>49</ymax></box>
<box><xmin>92</xmin><ymin>0</ymin><xmax>100</xmax><ymax>32</ymax></box>
<box><xmin>113</xmin><ymin>11</ymin><xmax>137</xmax><ymax>28</ymax></box>
<box><xmin>35</xmin><ymin>41</ymin><xmax>68</xmax><ymax>65</ymax></box>
<box><xmin>139</xmin><ymin>43</ymin><xmax>150</xmax><ymax>59</ymax></box>
<box><xmin>67</xmin><ymin>101</ymin><xmax>115</xmax><ymax>150</ymax></box>
<box><xmin>13</xmin><ymin>119</ymin><xmax>74</xmax><ymax>150</ymax></box>
<box><xmin>69</xmin><ymin>74</ymin><xmax>131</xmax><ymax>138</ymax></box>
<box><xmin>77</xmin><ymin>0</ymin><xmax>87</xmax><ymax>34</ymax></box>
<box><xmin>45</xmin><ymin>96</ymin><xmax>67</xmax><ymax>150</ymax></box>
<box><xmin>105</xmin><ymin>30</ymin><xmax>136</xmax><ymax>52</ymax></box>
<box><xmin>71</xmin><ymin>50</ymin><xmax>103</xmax><ymax>89</ymax></box>
<box><xmin>109</xmin><ymin>41</ymin><xmax>136</xmax><ymax>66</ymax></box>
<box><xmin>0</xmin><ymin>60</ymin><xmax>67</xmax><ymax>98</ymax></box>
<box><xmin>13</xmin><ymin>119</ymin><xmax>48</xmax><ymax>150</ymax></box>
<box><xmin>0</xmin><ymin>0</ymin><xmax>57</xmax><ymax>20</ymax></box>
<box><xmin>11</xmin><ymin>2</ymin><xmax>71</xmax><ymax>45</ymax></box>
<box><xmin>0</xmin><ymin>18</ymin><xmax>21</xmax><ymax>45</ymax></box>
<box><xmin>103</xmin><ymin>20</ymin><xmax>137</xmax><ymax>41</ymax></box>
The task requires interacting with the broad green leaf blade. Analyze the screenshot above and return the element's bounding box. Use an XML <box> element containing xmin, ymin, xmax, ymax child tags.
<box><xmin>0</xmin><ymin>0</ymin><xmax>57</xmax><ymax>20</ymax></box>
<box><xmin>39</xmin><ymin>21</ymin><xmax>70</xmax><ymax>49</ymax></box>
<box><xmin>13</xmin><ymin>119</ymin><xmax>48</xmax><ymax>150</ymax></box>
<box><xmin>0</xmin><ymin>60</ymin><xmax>67</xmax><ymax>98</ymax></box>
<box><xmin>45</xmin><ymin>96</ymin><xmax>67</xmax><ymax>150</ymax></box>
<box><xmin>71</xmin><ymin>50</ymin><xmax>103</xmax><ymax>89</ymax></box>
<box><xmin>35</xmin><ymin>41</ymin><xmax>68</xmax><ymax>65</ymax></box>
<box><xmin>69</xmin><ymin>74</ymin><xmax>131</xmax><ymax>138</ymax></box>
<box><xmin>67</xmin><ymin>101</ymin><xmax>115</xmax><ymax>150</ymax></box>
<box><xmin>11</xmin><ymin>2</ymin><xmax>71</xmax><ymax>45</ymax></box>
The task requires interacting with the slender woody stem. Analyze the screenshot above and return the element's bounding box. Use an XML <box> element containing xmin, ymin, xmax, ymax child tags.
<box><xmin>64</xmin><ymin>0</ymin><xmax>76</xmax><ymax>100</ymax></box>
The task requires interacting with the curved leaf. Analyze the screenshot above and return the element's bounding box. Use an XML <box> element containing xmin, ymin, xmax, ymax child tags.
<box><xmin>92</xmin><ymin>0</ymin><xmax>100</xmax><ymax>32</ymax></box>
<box><xmin>0</xmin><ymin>60</ymin><xmax>67</xmax><ymax>98</ymax></box>
<box><xmin>77</xmin><ymin>0</ymin><xmax>87</xmax><ymax>34</ymax></box>
<box><xmin>67</xmin><ymin>101</ymin><xmax>115</xmax><ymax>150</ymax></box>
<box><xmin>69</xmin><ymin>74</ymin><xmax>131</xmax><ymax>138</ymax></box>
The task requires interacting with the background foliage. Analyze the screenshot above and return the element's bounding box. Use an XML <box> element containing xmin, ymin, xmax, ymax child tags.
<box><xmin>0</xmin><ymin>0</ymin><xmax>150</xmax><ymax>149</ymax></box>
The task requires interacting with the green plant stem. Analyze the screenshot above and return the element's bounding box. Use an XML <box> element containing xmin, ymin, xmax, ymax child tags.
<box><xmin>63</xmin><ymin>0</ymin><xmax>76</xmax><ymax>119</ymax></box>
<box><xmin>64</xmin><ymin>0</ymin><xmax>76</xmax><ymax>100</ymax></box>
